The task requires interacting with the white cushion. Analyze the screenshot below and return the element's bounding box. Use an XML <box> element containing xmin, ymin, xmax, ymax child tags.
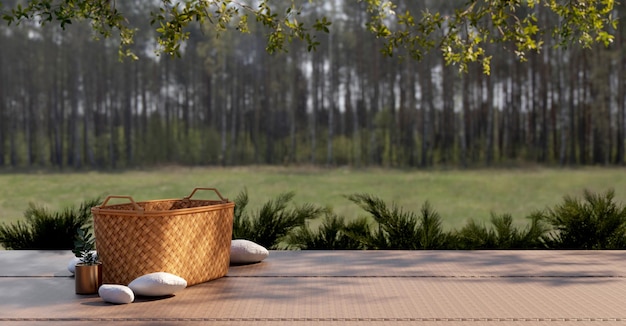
<box><xmin>67</xmin><ymin>251</ymin><xmax>98</xmax><ymax>274</ymax></box>
<box><xmin>99</xmin><ymin>284</ymin><xmax>134</xmax><ymax>304</ymax></box>
<box><xmin>128</xmin><ymin>272</ymin><xmax>187</xmax><ymax>296</ymax></box>
<box><xmin>230</xmin><ymin>239</ymin><xmax>269</xmax><ymax>264</ymax></box>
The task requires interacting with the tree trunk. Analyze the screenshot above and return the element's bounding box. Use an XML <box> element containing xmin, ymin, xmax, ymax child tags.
<box><xmin>326</xmin><ymin>32</ymin><xmax>334</xmax><ymax>166</ymax></box>
<box><xmin>420</xmin><ymin>59</ymin><xmax>434</xmax><ymax>167</ymax></box>
<box><xmin>558</xmin><ymin>47</ymin><xmax>569</xmax><ymax>166</ymax></box>
<box><xmin>460</xmin><ymin>72</ymin><xmax>469</xmax><ymax>167</ymax></box>
<box><xmin>310</xmin><ymin>55</ymin><xmax>319</xmax><ymax>165</ymax></box>
<box><xmin>612</xmin><ymin>2</ymin><xmax>626</xmax><ymax>165</ymax></box>
<box><xmin>485</xmin><ymin>73</ymin><xmax>495</xmax><ymax>165</ymax></box>
<box><xmin>441</xmin><ymin>63</ymin><xmax>455</xmax><ymax>165</ymax></box>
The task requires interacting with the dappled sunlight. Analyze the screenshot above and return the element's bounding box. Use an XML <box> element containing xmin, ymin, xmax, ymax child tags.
<box><xmin>3</xmin><ymin>250</ymin><xmax>626</xmax><ymax>322</ymax></box>
<box><xmin>229</xmin><ymin>250</ymin><xmax>626</xmax><ymax>280</ymax></box>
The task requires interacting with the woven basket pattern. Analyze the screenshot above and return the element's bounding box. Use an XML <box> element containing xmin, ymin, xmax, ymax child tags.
<box><xmin>92</xmin><ymin>197</ymin><xmax>234</xmax><ymax>286</ymax></box>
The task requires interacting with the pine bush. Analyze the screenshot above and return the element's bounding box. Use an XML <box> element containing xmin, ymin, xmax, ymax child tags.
<box><xmin>452</xmin><ymin>213</ymin><xmax>548</xmax><ymax>249</ymax></box>
<box><xmin>346</xmin><ymin>194</ymin><xmax>448</xmax><ymax>249</ymax></box>
<box><xmin>0</xmin><ymin>198</ymin><xmax>101</xmax><ymax>250</ymax></box>
<box><xmin>286</xmin><ymin>212</ymin><xmax>366</xmax><ymax>250</ymax></box>
<box><xmin>232</xmin><ymin>188</ymin><xmax>326</xmax><ymax>249</ymax></box>
<box><xmin>541</xmin><ymin>189</ymin><xmax>626</xmax><ymax>249</ymax></box>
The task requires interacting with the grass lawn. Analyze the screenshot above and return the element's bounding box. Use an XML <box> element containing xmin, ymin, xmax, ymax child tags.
<box><xmin>0</xmin><ymin>166</ymin><xmax>625</xmax><ymax>231</ymax></box>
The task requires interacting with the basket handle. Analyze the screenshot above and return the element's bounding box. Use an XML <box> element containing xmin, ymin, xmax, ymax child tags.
<box><xmin>98</xmin><ymin>195</ymin><xmax>144</xmax><ymax>212</ymax></box>
<box><xmin>184</xmin><ymin>188</ymin><xmax>228</xmax><ymax>202</ymax></box>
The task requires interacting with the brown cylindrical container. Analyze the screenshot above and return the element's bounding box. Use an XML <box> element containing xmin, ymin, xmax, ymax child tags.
<box><xmin>75</xmin><ymin>263</ymin><xmax>103</xmax><ymax>294</ymax></box>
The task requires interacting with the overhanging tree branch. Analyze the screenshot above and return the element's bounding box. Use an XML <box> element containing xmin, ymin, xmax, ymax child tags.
<box><xmin>1</xmin><ymin>0</ymin><xmax>618</xmax><ymax>73</ymax></box>
<box><xmin>363</xmin><ymin>0</ymin><xmax>617</xmax><ymax>74</ymax></box>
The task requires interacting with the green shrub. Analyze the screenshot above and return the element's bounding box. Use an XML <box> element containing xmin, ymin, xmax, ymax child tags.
<box><xmin>232</xmin><ymin>188</ymin><xmax>326</xmax><ymax>249</ymax></box>
<box><xmin>418</xmin><ymin>201</ymin><xmax>448</xmax><ymax>249</ymax></box>
<box><xmin>286</xmin><ymin>212</ymin><xmax>366</xmax><ymax>250</ymax></box>
<box><xmin>541</xmin><ymin>189</ymin><xmax>626</xmax><ymax>249</ymax></box>
<box><xmin>346</xmin><ymin>194</ymin><xmax>448</xmax><ymax>249</ymax></box>
<box><xmin>452</xmin><ymin>219</ymin><xmax>491</xmax><ymax>249</ymax></box>
<box><xmin>0</xmin><ymin>198</ymin><xmax>101</xmax><ymax>250</ymax></box>
<box><xmin>452</xmin><ymin>212</ymin><xmax>548</xmax><ymax>249</ymax></box>
<box><xmin>230</xmin><ymin>188</ymin><xmax>626</xmax><ymax>251</ymax></box>
<box><xmin>346</xmin><ymin>193</ymin><xmax>419</xmax><ymax>249</ymax></box>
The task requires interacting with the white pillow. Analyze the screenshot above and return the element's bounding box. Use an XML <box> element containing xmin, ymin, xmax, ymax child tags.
<box><xmin>67</xmin><ymin>251</ymin><xmax>98</xmax><ymax>274</ymax></box>
<box><xmin>230</xmin><ymin>239</ymin><xmax>269</xmax><ymax>264</ymax></box>
<box><xmin>99</xmin><ymin>284</ymin><xmax>134</xmax><ymax>304</ymax></box>
<box><xmin>128</xmin><ymin>272</ymin><xmax>187</xmax><ymax>296</ymax></box>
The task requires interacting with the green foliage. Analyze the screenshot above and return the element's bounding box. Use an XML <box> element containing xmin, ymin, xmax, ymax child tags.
<box><xmin>346</xmin><ymin>194</ymin><xmax>448</xmax><ymax>249</ymax></box>
<box><xmin>3</xmin><ymin>185</ymin><xmax>626</xmax><ymax>251</ymax></box>
<box><xmin>363</xmin><ymin>0</ymin><xmax>617</xmax><ymax>73</ymax></box>
<box><xmin>546</xmin><ymin>0</ymin><xmax>617</xmax><ymax>48</ymax></box>
<box><xmin>1</xmin><ymin>0</ymin><xmax>327</xmax><ymax>59</ymax></box>
<box><xmin>72</xmin><ymin>227</ymin><xmax>98</xmax><ymax>265</ymax></box>
<box><xmin>232</xmin><ymin>188</ymin><xmax>326</xmax><ymax>249</ymax></box>
<box><xmin>0</xmin><ymin>198</ymin><xmax>101</xmax><ymax>250</ymax></box>
<box><xmin>541</xmin><ymin>189</ymin><xmax>626</xmax><ymax>249</ymax></box>
<box><xmin>1</xmin><ymin>1</ymin><xmax>616</xmax><ymax>67</ymax></box>
<box><xmin>347</xmin><ymin>193</ymin><xmax>418</xmax><ymax>249</ymax></box>
<box><xmin>453</xmin><ymin>219</ymin><xmax>491</xmax><ymax>249</ymax></box>
<box><xmin>286</xmin><ymin>212</ymin><xmax>366</xmax><ymax>250</ymax></box>
<box><xmin>234</xmin><ymin>188</ymin><xmax>626</xmax><ymax>250</ymax></box>
<box><xmin>418</xmin><ymin>201</ymin><xmax>448</xmax><ymax>249</ymax></box>
<box><xmin>2</xmin><ymin>0</ymin><xmax>137</xmax><ymax>59</ymax></box>
<box><xmin>452</xmin><ymin>212</ymin><xmax>548</xmax><ymax>249</ymax></box>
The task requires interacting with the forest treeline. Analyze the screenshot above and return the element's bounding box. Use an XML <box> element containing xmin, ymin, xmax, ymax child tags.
<box><xmin>1</xmin><ymin>1</ymin><xmax>625</xmax><ymax>169</ymax></box>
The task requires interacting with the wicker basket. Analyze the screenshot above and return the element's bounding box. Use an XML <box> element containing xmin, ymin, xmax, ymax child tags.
<box><xmin>91</xmin><ymin>188</ymin><xmax>234</xmax><ymax>286</ymax></box>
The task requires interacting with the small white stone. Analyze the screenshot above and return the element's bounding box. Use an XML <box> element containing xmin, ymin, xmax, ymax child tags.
<box><xmin>67</xmin><ymin>257</ymin><xmax>80</xmax><ymax>274</ymax></box>
<box><xmin>230</xmin><ymin>239</ymin><xmax>269</xmax><ymax>264</ymax></box>
<box><xmin>99</xmin><ymin>284</ymin><xmax>134</xmax><ymax>304</ymax></box>
<box><xmin>128</xmin><ymin>272</ymin><xmax>187</xmax><ymax>296</ymax></box>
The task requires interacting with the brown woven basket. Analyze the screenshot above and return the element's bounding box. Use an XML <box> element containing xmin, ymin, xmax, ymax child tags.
<box><xmin>91</xmin><ymin>188</ymin><xmax>234</xmax><ymax>286</ymax></box>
